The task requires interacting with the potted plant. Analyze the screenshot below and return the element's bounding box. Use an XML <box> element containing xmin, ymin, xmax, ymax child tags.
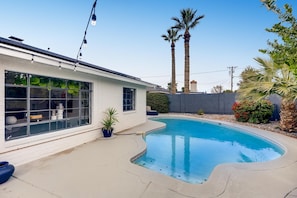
<box><xmin>101</xmin><ymin>107</ymin><xmax>118</xmax><ymax>138</ymax></box>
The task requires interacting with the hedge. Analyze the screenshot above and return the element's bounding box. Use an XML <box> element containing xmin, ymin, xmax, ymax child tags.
<box><xmin>146</xmin><ymin>93</ymin><xmax>169</xmax><ymax>113</ymax></box>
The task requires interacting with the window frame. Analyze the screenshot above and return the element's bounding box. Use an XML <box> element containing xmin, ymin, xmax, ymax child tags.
<box><xmin>123</xmin><ymin>87</ymin><xmax>136</xmax><ymax>112</ymax></box>
<box><xmin>4</xmin><ymin>70</ymin><xmax>92</xmax><ymax>141</ymax></box>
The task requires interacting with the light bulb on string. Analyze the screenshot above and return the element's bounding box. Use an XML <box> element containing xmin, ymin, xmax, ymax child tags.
<box><xmin>91</xmin><ymin>14</ymin><xmax>96</xmax><ymax>26</ymax></box>
<box><xmin>83</xmin><ymin>38</ymin><xmax>87</xmax><ymax>47</ymax></box>
<box><xmin>31</xmin><ymin>54</ymin><xmax>34</xmax><ymax>63</ymax></box>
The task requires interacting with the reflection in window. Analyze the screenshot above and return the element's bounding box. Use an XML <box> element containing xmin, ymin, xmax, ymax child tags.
<box><xmin>30</xmin><ymin>88</ymin><xmax>49</xmax><ymax>98</ymax></box>
<box><xmin>30</xmin><ymin>75</ymin><xmax>49</xmax><ymax>87</ymax></box>
<box><xmin>6</xmin><ymin>87</ymin><xmax>27</xmax><ymax>98</ymax></box>
<box><xmin>5</xmin><ymin>71</ymin><xmax>27</xmax><ymax>85</ymax></box>
<box><xmin>4</xmin><ymin>70</ymin><xmax>92</xmax><ymax>141</ymax></box>
<box><xmin>51</xmin><ymin>89</ymin><xmax>66</xmax><ymax>98</ymax></box>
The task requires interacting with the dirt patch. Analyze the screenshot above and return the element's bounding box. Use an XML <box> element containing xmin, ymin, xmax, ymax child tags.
<box><xmin>174</xmin><ymin>113</ymin><xmax>297</xmax><ymax>139</ymax></box>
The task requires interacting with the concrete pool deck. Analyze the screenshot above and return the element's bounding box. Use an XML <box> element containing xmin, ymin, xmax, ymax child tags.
<box><xmin>1</xmin><ymin>114</ymin><xmax>297</xmax><ymax>198</ymax></box>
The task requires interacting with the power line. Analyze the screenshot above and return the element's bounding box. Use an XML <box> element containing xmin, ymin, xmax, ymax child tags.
<box><xmin>140</xmin><ymin>69</ymin><xmax>228</xmax><ymax>78</ymax></box>
<box><xmin>227</xmin><ymin>66</ymin><xmax>237</xmax><ymax>92</ymax></box>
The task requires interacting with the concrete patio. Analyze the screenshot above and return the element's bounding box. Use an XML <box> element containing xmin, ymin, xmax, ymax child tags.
<box><xmin>1</xmin><ymin>115</ymin><xmax>297</xmax><ymax>198</ymax></box>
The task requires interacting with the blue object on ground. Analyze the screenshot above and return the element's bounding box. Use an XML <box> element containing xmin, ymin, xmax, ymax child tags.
<box><xmin>0</xmin><ymin>161</ymin><xmax>15</xmax><ymax>184</ymax></box>
<box><xmin>146</xmin><ymin>110</ymin><xmax>158</xmax><ymax>116</ymax></box>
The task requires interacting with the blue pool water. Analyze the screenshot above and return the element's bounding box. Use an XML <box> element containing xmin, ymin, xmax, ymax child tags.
<box><xmin>133</xmin><ymin>117</ymin><xmax>284</xmax><ymax>184</ymax></box>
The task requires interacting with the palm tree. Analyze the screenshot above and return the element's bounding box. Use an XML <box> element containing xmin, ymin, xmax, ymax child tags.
<box><xmin>172</xmin><ymin>8</ymin><xmax>204</xmax><ymax>93</ymax></box>
<box><xmin>237</xmin><ymin>58</ymin><xmax>297</xmax><ymax>132</ymax></box>
<box><xmin>162</xmin><ymin>28</ymin><xmax>182</xmax><ymax>94</ymax></box>
<box><xmin>237</xmin><ymin>66</ymin><xmax>259</xmax><ymax>89</ymax></box>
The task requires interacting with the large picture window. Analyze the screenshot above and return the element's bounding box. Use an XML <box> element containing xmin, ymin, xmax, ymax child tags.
<box><xmin>5</xmin><ymin>71</ymin><xmax>92</xmax><ymax>141</ymax></box>
<box><xmin>123</xmin><ymin>87</ymin><xmax>136</xmax><ymax>111</ymax></box>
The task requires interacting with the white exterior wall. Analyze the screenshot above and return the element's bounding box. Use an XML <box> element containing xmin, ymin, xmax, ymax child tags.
<box><xmin>96</xmin><ymin>77</ymin><xmax>147</xmax><ymax>132</ymax></box>
<box><xmin>0</xmin><ymin>52</ymin><xmax>148</xmax><ymax>166</ymax></box>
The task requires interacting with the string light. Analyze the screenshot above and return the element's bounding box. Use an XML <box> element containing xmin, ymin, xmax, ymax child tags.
<box><xmin>76</xmin><ymin>0</ymin><xmax>97</xmax><ymax>63</ymax></box>
<box><xmin>91</xmin><ymin>12</ymin><xmax>97</xmax><ymax>26</ymax></box>
<box><xmin>91</xmin><ymin>0</ymin><xmax>97</xmax><ymax>26</ymax></box>
<box><xmin>83</xmin><ymin>38</ymin><xmax>87</xmax><ymax>47</ymax></box>
<box><xmin>31</xmin><ymin>54</ymin><xmax>34</xmax><ymax>63</ymax></box>
<box><xmin>74</xmin><ymin>62</ymin><xmax>78</xmax><ymax>72</ymax></box>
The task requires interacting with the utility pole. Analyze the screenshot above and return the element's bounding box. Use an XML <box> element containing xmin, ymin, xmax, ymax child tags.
<box><xmin>228</xmin><ymin>66</ymin><xmax>237</xmax><ymax>92</ymax></box>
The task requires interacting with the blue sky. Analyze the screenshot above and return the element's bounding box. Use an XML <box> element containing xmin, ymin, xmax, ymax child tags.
<box><xmin>1</xmin><ymin>0</ymin><xmax>297</xmax><ymax>92</ymax></box>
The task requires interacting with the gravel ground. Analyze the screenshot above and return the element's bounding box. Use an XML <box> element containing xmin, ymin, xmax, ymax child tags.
<box><xmin>174</xmin><ymin>113</ymin><xmax>297</xmax><ymax>139</ymax></box>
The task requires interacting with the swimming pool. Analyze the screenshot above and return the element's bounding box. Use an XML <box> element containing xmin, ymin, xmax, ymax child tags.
<box><xmin>133</xmin><ymin>117</ymin><xmax>284</xmax><ymax>184</ymax></box>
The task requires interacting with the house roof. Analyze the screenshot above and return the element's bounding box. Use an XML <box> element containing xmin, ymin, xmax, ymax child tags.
<box><xmin>0</xmin><ymin>36</ymin><xmax>154</xmax><ymax>86</ymax></box>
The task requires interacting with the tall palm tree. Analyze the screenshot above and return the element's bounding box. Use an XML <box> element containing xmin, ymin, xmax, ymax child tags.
<box><xmin>162</xmin><ymin>28</ymin><xmax>182</xmax><ymax>94</ymax></box>
<box><xmin>172</xmin><ymin>8</ymin><xmax>204</xmax><ymax>93</ymax></box>
<box><xmin>237</xmin><ymin>58</ymin><xmax>297</xmax><ymax>132</ymax></box>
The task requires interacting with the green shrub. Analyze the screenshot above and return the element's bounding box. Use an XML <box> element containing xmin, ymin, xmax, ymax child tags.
<box><xmin>147</xmin><ymin>93</ymin><xmax>169</xmax><ymax>113</ymax></box>
<box><xmin>248</xmin><ymin>100</ymin><xmax>274</xmax><ymax>124</ymax></box>
<box><xmin>232</xmin><ymin>100</ymin><xmax>273</xmax><ymax>124</ymax></box>
<box><xmin>197</xmin><ymin>109</ymin><xmax>204</xmax><ymax>115</ymax></box>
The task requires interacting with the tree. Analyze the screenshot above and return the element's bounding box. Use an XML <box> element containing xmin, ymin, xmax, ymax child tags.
<box><xmin>167</xmin><ymin>82</ymin><xmax>178</xmax><ymax>93</ymax></box>
<box><xmin>162</xmin><ymin>28</ymin><xmax>182</xmax><ymax>94</ymax></box>
<box><xmin>172</xmin><ymin>8</ymin><xmax>204</xmax><ymax>94</ymax></box>
<box><xmin>211</xmin><ymin>85</ymin><xmax>223</xmax><ymax>93</ymax></box>
<box><xmin>253</xmin><ymin>0</ymin><xmax>297</xmax><ymax>131</ymax></box>
<box><xmin>223</xmin><ymin>90</ymin><xmax>233</xmax><ymax>93</ymax></box>
<box><xmin>260</xmin><ymin>0</ymin><xmax>297</xmax><ymax>75</ymax></box>
<box><xmin>237</xmin><ymin>66</ymin><xmax>259</xmax><ymax>89</ymax></box>
<box><xmin>237</xmin><ymin>58</ymin><xmax>297</xmax><ymax>132</ymax></box>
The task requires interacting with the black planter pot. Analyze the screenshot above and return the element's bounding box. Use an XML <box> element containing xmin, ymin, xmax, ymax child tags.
<box><xmin>102</xmin><ymin>128</ymin><xmax>113</xmax><ymax>138</ymax></box>
<box><xmin>0</xmin><ymin>161</ymin><xmax>15</xmax><ymax>184</ymax></box>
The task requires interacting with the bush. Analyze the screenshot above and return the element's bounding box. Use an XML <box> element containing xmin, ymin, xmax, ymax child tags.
<box><xmin>197</xmin><ymin>109</ymin><xmax>204</xmax><ymax>115</ymax></box>
<box><xmin>232</xmin><ymin>100</ymin><xmax>273</xmax><ymax>124</ymax></box>
<box><xmin>249</xmin><ymin>100</ymin><xmax>274</xmax><ymax>124</ymax></box>
<box><xmin>232</xmin><ymin>101</ymin><xmax>252</xmax><ymax>122</ymax></box>
<box><xmin>147</xmin><ymin>93</ymin><xmax>169</xmax><ymax>113</ymax></box>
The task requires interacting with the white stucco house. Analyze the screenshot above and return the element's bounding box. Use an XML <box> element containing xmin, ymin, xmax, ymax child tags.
<box><xmin>0</xmin><ymin>36</ymin><xmax>154</xmax><ymax>166</ymax></box>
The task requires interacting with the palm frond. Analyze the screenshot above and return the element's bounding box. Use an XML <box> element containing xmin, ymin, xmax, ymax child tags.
<box><xmin>162</xmin><ymin>28</ymin><xmax>182</xmax><ymax>43</ymax></box>
<box><xmin>190</xmin><ymin>15</ymin><xmax>205</xmax><ymax>29</ymax></box>
<box><xmin>161</xmin><ymin>34</ymin><xmax>169</xmax><ymax>41</ymax></box>
<box><xmin>171</xmin><ymin>17</ymin><xmax>180</xmax><ymax>22</ymax></box>
<box><xmin>172</xmin><ymin>8</ymin><xmax>204</xmax><ymax>31</ymax></box>
<box><xmin>238</xmin><ymin>57</ymin><xmax>297</xmax><ymax>103</ymax></box>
